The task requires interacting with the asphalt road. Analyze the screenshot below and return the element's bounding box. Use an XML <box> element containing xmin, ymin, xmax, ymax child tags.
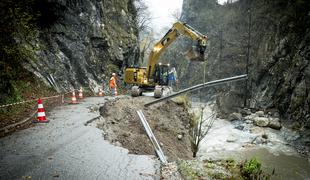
<box><xmin>0</xmin><ymin>97</ymin><xmax>160</xmax><ymax>180</ymax></box>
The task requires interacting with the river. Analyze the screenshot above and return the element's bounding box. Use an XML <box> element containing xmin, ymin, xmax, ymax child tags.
<box><xmin>191</xmin><ymin>103</ymin><xmax>310</xmax><ymax>180</ymax></box>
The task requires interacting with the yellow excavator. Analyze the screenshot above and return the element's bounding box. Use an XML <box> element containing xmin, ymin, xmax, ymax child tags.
<box><xmin>124</xmin><ymin>22</ymin><xmax>208</xmax><ymax>98</ymax></box>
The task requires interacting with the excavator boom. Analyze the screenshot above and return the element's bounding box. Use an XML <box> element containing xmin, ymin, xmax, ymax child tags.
<box><xmin>124</xmin><ymin>21</ymin><xmax>208</xmax><ymax>97</ymax></box>
<box><xmin>146</xmin><ymin>22</ymin><xmax>208</xmax><ymax>82</ymax></box>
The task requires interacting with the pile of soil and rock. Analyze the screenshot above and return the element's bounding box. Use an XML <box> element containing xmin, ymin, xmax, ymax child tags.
<box><xmin>97</xmin><ymin>96</ymin><xmax>193</xmax><ymax>161</ymax></box>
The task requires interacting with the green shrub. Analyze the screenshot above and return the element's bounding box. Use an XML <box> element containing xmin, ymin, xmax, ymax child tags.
<box><xmin>242</xmin><ymin>158</ymin><xmax>262</xmax><ymax>177</ymax></box>
<box><xmin>177</xmin><ymin>160</ymin><xmax>200</xmax><ymax>180</ymax></box>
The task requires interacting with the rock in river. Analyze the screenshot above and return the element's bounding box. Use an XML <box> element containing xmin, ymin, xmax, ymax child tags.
<box><xmin>254</xmin><ymin>117</ymin><xmax>269</xmax><ymax>127</ymax></box>
<box><xmin>268</xmin><ymin>118</ymin><xmax>282</xmax><ymax>130</ymax></box>
<box><xmin>226</xmin><ymin>136</ymin><xmax>237</xmax><ymax>143</ymax></box>
<box><xmin>255</xmin><ymin>111</ymin><xmax>265</xmax><ymax>117</ymax></box>
<box><xmin>228</xmin><ymin>112</ymin><xmax>243</xmax><ymax>121</ymax></box>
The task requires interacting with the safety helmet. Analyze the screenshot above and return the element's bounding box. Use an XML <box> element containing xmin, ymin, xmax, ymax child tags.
<box><xmin>112</xmin><ymin>73</ymin><xmax>116</xmax><ymax>76</ymax></box>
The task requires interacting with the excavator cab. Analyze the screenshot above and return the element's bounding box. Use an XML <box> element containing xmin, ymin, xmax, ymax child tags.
<box><xmin>153</xmin><ymin>63</ymin><xmax>170</xmax><ymax>86</ymax></box>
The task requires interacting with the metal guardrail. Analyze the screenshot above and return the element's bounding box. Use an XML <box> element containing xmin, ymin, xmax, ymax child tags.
<box><xmin>144</xmin><ymin>74</ymin><xmax>247</xmax><ymax>107</ymax></box>
<box><xmin>137</xmin><ymin>110</ymin><xmax>167</xmax><ymax>164</ymax></box>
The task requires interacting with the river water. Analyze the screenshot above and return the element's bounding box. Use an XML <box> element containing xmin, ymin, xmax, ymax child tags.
<box><xmin>192</xmin><ymin>103</ymin><xmax>310</xmax><ymax>180</ymax></box>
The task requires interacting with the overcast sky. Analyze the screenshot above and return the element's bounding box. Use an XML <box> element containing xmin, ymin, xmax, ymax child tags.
<box><xmin>143</xmin><ymin>0</ymin><xmax>183</xmax><ymax>32</ymax></box>
<box><xmin>144</xmin><ymin>0</ymin><xmax>228</xmax><ymax>35</ymax></box>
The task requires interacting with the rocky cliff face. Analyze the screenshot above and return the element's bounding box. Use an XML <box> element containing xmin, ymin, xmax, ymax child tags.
<box><xmin>181</xmin><ymin>0</ymin><xmax>310</xmax><ymax>124</ymax></box>
<box><xmin>25</xmin><ymin>0</ymin><xmax>139</xmax><ymax>92</ymax></box>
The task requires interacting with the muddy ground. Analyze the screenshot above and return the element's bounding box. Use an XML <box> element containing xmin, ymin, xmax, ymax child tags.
<box><xmin>97</xmin><ymin>96</ymin><xmax>193</xmax><ymax>161</ymax></box>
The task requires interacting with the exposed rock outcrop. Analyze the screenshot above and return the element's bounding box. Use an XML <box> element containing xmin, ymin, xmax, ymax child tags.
<box><xmin>25</xmin><ymin>0</ymin><xmax>139</xmax><ymax>92</ymax></box>
<box><xmin>181</xmin><ymin>0</ymin><xmax>310</xmax><ymax>124</ymax></box>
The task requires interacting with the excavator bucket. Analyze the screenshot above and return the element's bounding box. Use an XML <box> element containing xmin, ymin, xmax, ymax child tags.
<box><xmin>184</xmin><ymin>46</ymin><xmax>205</xmax><ymax>62</ymax></box>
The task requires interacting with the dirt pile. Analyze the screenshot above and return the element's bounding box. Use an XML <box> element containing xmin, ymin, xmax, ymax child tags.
<box><xmin>97</xmin><ymin>96</ymin><xmax>193</xmax><ymax>161</ymax></box>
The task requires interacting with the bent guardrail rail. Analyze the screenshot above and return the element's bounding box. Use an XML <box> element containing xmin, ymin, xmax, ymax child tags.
<box><xmin>144</xmin><ymin>74</ymin><xmax>247</xmax><ymax>107</ymax></box>
<box><xmin>137</xmin><ymin>110</ymin><xmax>167</xmax><ymax>165</ymax></box>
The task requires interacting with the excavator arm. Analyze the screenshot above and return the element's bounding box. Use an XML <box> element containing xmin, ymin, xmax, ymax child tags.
<box><xmin>124</xmin><ymin>21</ymin><xmax>208</xmax><ymax>97</ymax></box>
<box><xmin>146</xmin><ymin>22</ymin><xmax>208</xmax><ymax>82</ymax></box>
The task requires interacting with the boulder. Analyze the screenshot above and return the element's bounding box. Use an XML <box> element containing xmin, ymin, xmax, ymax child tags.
<box><xmin>245</xmin><ymin>120</ymin><xmax>252</xmax><ymax>124</ymax></box>
<box><xmin>235</xmin><ymin>125</ymin><xmax>244</xmax><ymax>130</ymax></box>
<box><xmin>262</xmin><ymin>133</ymin><xmax>268</xmax><ymax>139</ymax></box>
<box><xmin>239</xmin><ymin>108</ymin><xmax>252</xmax><ymax>116</ymax></box>
<box><xmin>268</xmin><ymin>118</ymin><xmax>282</xmax><ymax>130</ymax></box>
<box><xmin>251</xmin><ymin>136</ymin><xmax>268</xmax><ymax>145</ymax></box>
<box><xmin>177</xmin><ymin>134</ymin><xmax>183</xmax><ymax>140</ymax></box>
<box><xmin>251</xmin><ymin>136</ymin><xmax>262</xmax><ymax>145</ymax></box>
<box><xmin>255</xmin><ymin>111</ymin><xmax>265</xmax><ymax>117</ymax></box>
<box><xmin>244</xmin><ymin>114</ymin><xmax>256</xmax><ymax>121</ymax></box>
<box><xmin>228</xmin><ymin>112</ymin><xmax>242</xmax><ymax>121</ymax></box>
<box><xmin>254</xmin><ymin>117</ymin><xmax>269</xmax><ymax>127</ymax></box>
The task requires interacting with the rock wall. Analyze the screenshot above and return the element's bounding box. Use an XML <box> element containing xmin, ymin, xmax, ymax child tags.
<box><xmin>25</xmin><ymin>0</ymin><xmax>139</xmax><ymax>92</ymax></box>
<box><xmin>181</xmin><ymin>0</ymin><xmax>310</xmax><ymax>124</ymax></box>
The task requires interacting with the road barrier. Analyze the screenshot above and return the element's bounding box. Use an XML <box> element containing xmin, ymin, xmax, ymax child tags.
<box><xmin>0</xmin><ymin>87</ymin><xmax>102</xmax><ymax>136</ymax></box>
<box><xmin>78</xmin><ymin>87</ymin><xmax>84</xmax><ymax>99</ymax></box>
<box><xmin>0</xmin><ymin>111</ymin><xmax>37</xmax><ymax>135</ymax></box>
<box><xmin>70</xmin><ymin>91</ymin><xmax>78</xmax><ymax>104</ymax></box>
<box><xmin>0</xmin><ymin>84</ymin><xmax>120</xmax><ymax>136</ymax></box>
<box><xmin>0</xmin><ymin>94</ymin><xmax>65</xmax><ymax>109</ymax></box>
<box><xmin>33</xmin><ymin>98</ymin><xmax>49</xmax><ymax>123</ymax></box>
<box><xmin>98</xmin><ymin>87</ymin><xmax>103</xmax><ymax>97</ymax></box>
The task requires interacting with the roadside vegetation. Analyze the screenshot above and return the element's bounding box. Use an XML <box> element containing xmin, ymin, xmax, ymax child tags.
<box><xmin>177</xmin><ymin>158</ymin><xmax>271</xmax><ymax>180</ymax></box>
<box><xmin>0</xmin><ymin>0</ymin><xmax>41</xmax><ymax>105</ymax></box>
<box><xmin>0</xmin><ymin>1</ymin><xmax>59</xmax><ymax>131</ymax></box>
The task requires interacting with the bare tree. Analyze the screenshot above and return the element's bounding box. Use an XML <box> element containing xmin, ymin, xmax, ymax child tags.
<box><xmin>139</xmin><ymin>31</ymin><xmax>155</xmax><ymax>64</ymax></box>
<box><xmin>190</xmin><ymin>104</ymin><xmax>216</xmax><ymax>157</ymax></box>
<box><xmin>134</xmin><ymin>0</ymin><xmax>152</xmax><ymax>32</ymax></box>
<box><xmin>170</xmin><ymin>9</ymin><xmax>182</xmax><ymax>22</ymax></box>
<box><xmin>134</xmin><ymin>0</ymin><xmax>155</xmax><ymax>64</ymax></box>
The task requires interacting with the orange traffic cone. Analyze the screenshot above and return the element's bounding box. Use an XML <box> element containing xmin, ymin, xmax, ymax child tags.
<box><xmin>98</xmin><ymin>88</ymin><xmax>103</xmax><ymax>97</ymax></box>
<box><xmin>70</xmin><ymin>91</ymin><xmax>78</xmax><ymax>104</ymax></box>
<box><xmin>34</xmin><ymin>98</ymin><xmax>49</xmax><ymax>123</ymax></box>
<box><xmin>78</xmin><ymin>87</ymin><xmax>83</xmax><ymax>99</ymax></box>
<box><xmin>114</xmin><ymin>88</ymin><xmax>118</xmax><ymax>96</ymax></box>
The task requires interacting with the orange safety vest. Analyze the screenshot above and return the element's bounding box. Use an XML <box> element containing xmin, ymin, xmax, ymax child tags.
<box><xmin>109</xmin><ymin>76</ymin><xmax>117</xmax><ymax>89</ymax></box>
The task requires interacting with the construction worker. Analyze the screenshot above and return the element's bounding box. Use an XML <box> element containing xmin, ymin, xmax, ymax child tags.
<box><xmin>109</xmin><ymin>73</ymin><xmax>117</xmax><ymax>96</ymax></box>
<box><xmin>168</xmin><ymin>67</ymin><xmax>177</xmax><ymax>86</ymax></box>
